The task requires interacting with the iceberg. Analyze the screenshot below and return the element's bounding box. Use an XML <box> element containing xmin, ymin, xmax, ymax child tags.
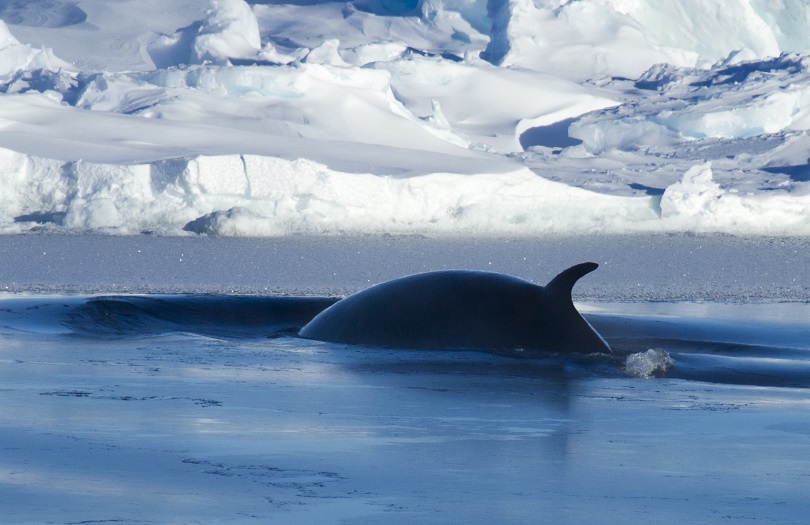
<box><xmin>0</xmin><ymin>0</ymin><xmax>809</xmax><ymax>236</ymax></box>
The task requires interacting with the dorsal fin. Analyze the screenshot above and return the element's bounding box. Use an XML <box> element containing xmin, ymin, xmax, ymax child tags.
<box><xmin>544</xmin><ymin>262</ymin><xmax>598</xmax><ymax>303</ymax></box>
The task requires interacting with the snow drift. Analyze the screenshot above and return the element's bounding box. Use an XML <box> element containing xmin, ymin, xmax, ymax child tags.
<box><xmin>1</xmin><ymin>0</ymin><xmax>810</xmax><ymax>236</ymax></box>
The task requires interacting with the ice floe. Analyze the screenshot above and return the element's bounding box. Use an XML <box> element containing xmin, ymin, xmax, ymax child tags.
<box><xmin>0</xmin><ymin>0</ymin><xmax>809</xmax><ymax>236</ymax></box>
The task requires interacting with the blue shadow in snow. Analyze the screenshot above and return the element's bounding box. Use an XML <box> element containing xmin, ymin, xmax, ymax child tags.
<box><xmin>628</xmin><ymin>183</ymin><xmax>665</xmax><ymax>197</ymax></box>
<box><xmin>247</xmin><ymin>0</ymin><xmax>420</xmax><ymax>16</ymax></box>
<box><xmin>762</xmin><ymin>163</ymin><xmax>810</xmax><ymax>183</ymax></box>
<box><xmin>519</xmin><ymin>118</ymin><xmax>583</xmax><ymax>150</ymax></box>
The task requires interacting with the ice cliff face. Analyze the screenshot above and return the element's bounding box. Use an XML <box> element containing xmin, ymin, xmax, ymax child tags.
<box><xmin>482</xmin><ymin>0</ymin><xmax>810</xmax><ymax>79</ymax></box>
<box><xmin>482</xmin><ymin>0</ymin><xmax>683</xmax><ymax>79</ymax></box>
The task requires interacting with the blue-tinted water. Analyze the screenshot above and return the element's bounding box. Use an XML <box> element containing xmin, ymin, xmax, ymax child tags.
<box><xmin>4</xmin><ymin>294</ymin><xmax>810</xmax><ymax>388</ymax></box>
<box><xmin>2</xmin><ymin>294</ymin><xmax>810</xmax><ymax>524</ymax></box>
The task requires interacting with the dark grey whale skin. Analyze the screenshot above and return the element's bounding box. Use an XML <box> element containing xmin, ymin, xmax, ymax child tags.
<box><xmin>299</xmin><ymin>262</ymin><xmax>610</xmax><ymax>354</ymax></box>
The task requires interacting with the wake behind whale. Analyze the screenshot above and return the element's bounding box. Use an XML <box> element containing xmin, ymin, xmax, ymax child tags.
<box><xmin>5</xmin><ymin>270</ymin><xmax>809</xmax><ymax>389</ymax></box>
<box><xmin>65</xmin><ymin>295</ymin><xmax>337</xmax><ymax>338</ymax></box>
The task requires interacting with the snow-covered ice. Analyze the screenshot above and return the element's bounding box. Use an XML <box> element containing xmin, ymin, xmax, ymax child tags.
<box><xmin>1</xmin><ymin>0</ymin><xmax>810</xmax><ymax>235</ymax></box>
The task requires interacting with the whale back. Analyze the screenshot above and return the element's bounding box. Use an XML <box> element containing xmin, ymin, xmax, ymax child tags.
<box><xmin>299</xmin><ymin>264</ymin><xmax>610</xmax><ymax>354</ymax></box>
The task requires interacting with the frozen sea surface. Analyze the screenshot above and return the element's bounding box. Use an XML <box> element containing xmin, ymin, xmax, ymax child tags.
<box><xmin>1</xmin><ymin>234</ymin><xmax>810</xmax><ymax>524</ymax></box>
<box><xmin>2</xmin><ymin>232</ymin><xmax>809</xmax><ymax>301</ymax></box>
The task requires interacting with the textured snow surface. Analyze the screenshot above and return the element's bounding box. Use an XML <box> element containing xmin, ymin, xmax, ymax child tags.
<box><xmin>0</xmin><ymin>0</ymin><xmax>809</xmax><ymax>236</ymax></box>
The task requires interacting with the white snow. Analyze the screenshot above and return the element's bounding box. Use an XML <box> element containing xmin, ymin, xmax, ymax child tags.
<box><xmin>610</xmin><ymin>0</ymin><xmax>810</xmax><ymax>67</ymax></box>
<box><xmin>0</xmin><ymin>1</ymin><xmax>809</xmax><ymax>236</ymax></box>
<box><xmin>191</xmin><ymin>0</ymin><xmax>263</xmax><ymax>64</ymax></box>
<box><xmin>483</xmin><ymin>0</ymin><xmax>694</xmax><ymax>79</ymax></box>
<box><xmin>0</xmin><ymin>18</ymin><xmax>68</xmax><ymax>77</ymax></box>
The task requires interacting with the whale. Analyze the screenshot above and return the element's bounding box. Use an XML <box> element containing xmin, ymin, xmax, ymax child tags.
<box><xmin>298</xmin><ymin>262</ymin><xmax>610</xmax><ymax>354</ymax></box>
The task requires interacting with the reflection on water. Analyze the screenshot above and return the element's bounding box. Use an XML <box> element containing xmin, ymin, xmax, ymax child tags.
<box><xmin>2</xmin><ymin>296</ymin><xmax>810</xmax><ymax>524</ymax></box>
<box><xmin>2</xmin><ymin>295</ymin><xmax>810</xmax><ymax>390</ymax></box>
<box><xmin>587</xmin><ymin>302</ymin><xmax>810</xmax><ymax>388</ymax></box>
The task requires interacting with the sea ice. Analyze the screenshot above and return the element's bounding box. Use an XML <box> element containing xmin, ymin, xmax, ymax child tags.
<box><xmin>0</xmin><ymin>1</ymin><xmax>809</xmax><ymax>236</ymax></box>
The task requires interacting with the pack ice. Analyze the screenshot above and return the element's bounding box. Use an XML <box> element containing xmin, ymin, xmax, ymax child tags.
<box><xmin>1</xmin><ymin>0</ymin><xmax>810</xmax><ymax>236</ymax></box>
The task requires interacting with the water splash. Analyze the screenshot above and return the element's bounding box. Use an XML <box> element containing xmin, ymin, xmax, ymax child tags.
<box><xmin>625</xmin><ymin>348</ymin><xmax>674</xmax><ymax>378</ymax></box>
